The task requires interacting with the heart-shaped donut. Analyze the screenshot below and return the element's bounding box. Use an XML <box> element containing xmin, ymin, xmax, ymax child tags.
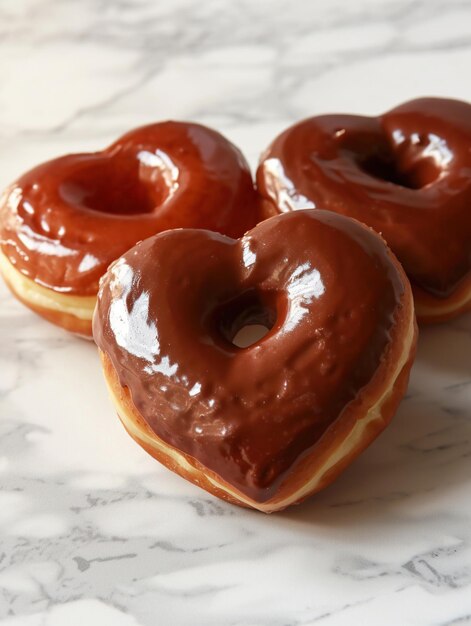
<box><xmin>257</xmin><ymin>98</ymin><xmax>471</xmax><ymax>322</ymax></box>
<box><xmin>93</xmin><ymin>210</ymin><xmax>417</xmax><ymax>512</ymax></box>
<box><xmin>0</xmin><ymin>122</ymin><xmax>259</xmax><ymax>336</ymax></box>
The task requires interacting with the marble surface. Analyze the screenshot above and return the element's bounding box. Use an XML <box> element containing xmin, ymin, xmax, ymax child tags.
<box><xmin>1</xmin><ymin>0</ymin><xmax>471</xmax><ymax>624</ymax></box>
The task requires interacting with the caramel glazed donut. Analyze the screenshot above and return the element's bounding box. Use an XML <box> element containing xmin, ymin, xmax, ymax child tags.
<box><xmin>257</xmin><ymin>97</ymin><xmax>471</xmax><ymax>323</ymax></box>
<box><xmin>0</xmin><ymin>122</ymin><xmax>260</xmax><ymax>337</ymax></box>
<box><xmin>93</xmin><ymin>210</ymin><xmax>417</xmax><ymax>513</ymax></box>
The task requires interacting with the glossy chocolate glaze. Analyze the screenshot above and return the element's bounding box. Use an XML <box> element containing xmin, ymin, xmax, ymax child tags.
<box><xmin>93</xmin><ymin>210</ymin><xmax>406</xmax><ymax>501</ymax></box>
<box><xmin>257</xmin><ymin>98</ymin><xmax>471</xmax><ymax>297</ymax></box>
<box><xmin>0</xmin><ymin>122</ymin><xmax>259</xmax><ymax>295</ymax></box>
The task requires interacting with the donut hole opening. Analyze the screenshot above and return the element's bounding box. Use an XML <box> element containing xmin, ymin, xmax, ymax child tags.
<box><xmin>232</xmin><ymin>325</ymin><xmax>270</xmax><ymax>348</ymax></box>
<box><xmin>338</xmin><ymin>129</ymin><xmax>453</xmax><ymax>190</ymax></box>
<box><xmin>60</xmin><ymin>151</ymin><xmax>176</xmax><ymax>216</ymax></box>
<box><xmin>358</xmin><ymin>151</ymin><xmax>441</xmax><ymax>189</ymax></box>
<box><xmin>214</xmin><ymin>289</ymin><xmax>277</xmax><ymax>349</ymax></box>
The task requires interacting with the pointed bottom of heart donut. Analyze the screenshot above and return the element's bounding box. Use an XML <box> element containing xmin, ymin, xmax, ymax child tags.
<box><xmin>98</xmin><ymin>299</ymin><xmax>417</xmax><ymax>513</ymax></box>
<box><xmin>0</xmin><ymin>250</ymin><xmax>94</xmax><ymax>338</ymax></box>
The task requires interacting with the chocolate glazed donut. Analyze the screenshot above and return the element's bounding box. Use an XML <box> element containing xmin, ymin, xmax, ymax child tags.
<box><xmin>0</xmin><ymin>121</ymin><xmax>260</xmax><ymax>336</ymax></box>
<box><xmin>257</xmin><ymin>98</ymin><xmax>471</xmax><ymax>322</ymax></box>
<box><xmin>93</xmin><ymin>210</ymin><xmax>417</xmax><ymax>512</ymax></box>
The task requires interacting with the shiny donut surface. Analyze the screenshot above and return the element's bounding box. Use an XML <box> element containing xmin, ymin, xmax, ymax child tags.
<box><xmin>93</xmin><ymin>210</ymin><xmax>414</xmax><ymax>505</ymax></box>
<box><xmin>0</xmin><ymin>121</ymin><xmax>259</xmax><ymax>296</ymax></box>
<box><xmin>257</xmin><ymin>97</ymin><xmax>471</xmax><ymax>305</ymax></box>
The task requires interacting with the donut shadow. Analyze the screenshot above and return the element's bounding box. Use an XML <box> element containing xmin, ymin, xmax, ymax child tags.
<box><xmin>278</xmin><ymin>313</ymin><xmax>471</xmax><ymax>529</ymax></box>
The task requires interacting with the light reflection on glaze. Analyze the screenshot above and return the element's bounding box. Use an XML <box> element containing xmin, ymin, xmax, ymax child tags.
<box><xmin>17</xmin><ymin>226</ymin><xmax>78</xmax><ymax>258</ymax></box>
<box><xmin>23</xmin><ymin>201</ymin><xmax>35</xmax><ymax>216</ymax></box>
<box><xmin>257</xmin><ymin>97</ymin><xmax>471</xmax><ymax>297</ymax></box>
<box><xmin>77</xmin><ymin>253</ymin><xmax>100</xmax><ymax>274</ymax></box>
<box><xmin>241</xmin><ymin>239</ymin><xmax>256</xmax><ymax>269</ymax></box>
<box><xmin>0</xmin><ymin>121</ymin><xmax>260</xmax><ymax>296</ymax></box>
<box><xmin>421</xmin><ymin>133</ymin><xmax>453</xmax><ymax>168</ymax></box>
<box><xmin>137</xmin><ymin>149</ymin><xmax>180</xmax><ymax>198</ymax></box>
<box><xmin>94</xmin><ymin>210</ymin><xmax>405</xmax><ymax>501</ymax></box>
<box><xmin>261</xmin><ymin>158</ymin><xmax>315</xmax><ymax>211</ymax></box>
<box><xmin>108</xmin><ymin>257</ymin><xmax>179</xmax><ymax>378</ymax></box>
<box><xmin>108</xmin><ymin>259</ymin><xmax>160</xmax><ymax>363</ymax></box>
<box><xmin>285</xmin><ymin>264</ymin><xmax>325</xmax><ymax>331</ymax></box>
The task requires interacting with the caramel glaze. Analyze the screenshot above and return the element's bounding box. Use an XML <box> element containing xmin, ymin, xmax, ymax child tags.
<box><xmin>93</xmin><ymin>210</ymin><xmax>406</xmax><ymax>502</ymax></box>
<box><xmin>257</xmin><ymin>98</ymin><xmax>471</xmax><ymax>298</ymax></box>
<box><xmin>0</xmin><ymin>122</ymin><xmax>259</xmax><ymax>296</ymax></box>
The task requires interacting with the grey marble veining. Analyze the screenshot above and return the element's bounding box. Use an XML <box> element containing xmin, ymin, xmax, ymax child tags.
<box><xmin>0</xmin><ymin>0</ymin><xmax>471</xmax><ymax>624</ymax></box>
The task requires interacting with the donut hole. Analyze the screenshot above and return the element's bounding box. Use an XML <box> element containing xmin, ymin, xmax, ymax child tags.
<box><xmin>232</xmin><ymin>324</ymin><xmax>270</xmax><ymax>348</ymax></box>
<box><xmin>340</xmin><ymin>130</ymin><xmax>449</xmax><ymax>190</ymax></box>
<box><xmin>360</xmin><ymin>152</ymin><xmax>416</xmax><ymax>188</ymax></box>
<box><xmin>358</xmin><ymin>150</ymin><xmax>441</xmax><ymax>189</ymax></box>
<box><xmin>60</xmin><ymin>151</ymin><xmax>176</xmax><ymax>216</ymax></box>
<box><xmin>214</xmin><ymin>289</ymin><xmax>276</xmax><ymax>349</ymax></box>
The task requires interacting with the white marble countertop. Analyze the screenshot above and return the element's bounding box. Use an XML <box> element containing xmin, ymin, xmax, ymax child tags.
<box><xmin>1</xmin><ymin>1</ymin><xmax>471</xmax><ymax>624</ymax></box>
